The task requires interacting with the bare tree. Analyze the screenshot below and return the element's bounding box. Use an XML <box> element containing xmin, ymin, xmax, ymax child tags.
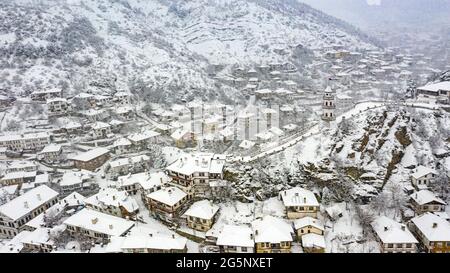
<box><xmin>370</xmin><ymin>192</ymin><xmax>389</xmax><ymax>216</ymax></box>
<box><xmin>354</xmin><ymin>205</ymin><xmax>375</xmax><ymax>236</ymax></box>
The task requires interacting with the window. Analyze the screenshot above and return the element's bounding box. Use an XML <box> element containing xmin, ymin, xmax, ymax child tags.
<box><xmin>387</xmin><ymin>244</ymin><xmax>393</xmax><ymax>248</ymax></box>
<box><xmin>241</xmin><ymin>247</ymin><xmax>247</xmax><ymax>252</ymax></box>
<box><xmin>406</xmin><ymin>244</ymin><xmax>412</xmax><ymax>248</ymax></box>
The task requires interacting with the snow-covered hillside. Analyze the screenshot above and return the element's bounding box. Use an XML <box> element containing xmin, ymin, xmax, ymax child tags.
<box><xmin>0</xmin><ymin>0</ymin><xmax>377</xmax><ymax>102</ymax></box>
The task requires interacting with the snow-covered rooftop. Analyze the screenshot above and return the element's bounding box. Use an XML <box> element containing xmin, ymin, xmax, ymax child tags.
<box><xmin>147</xmin><ymin>187</ymin><xmax>186</xmax><ymax>207</ymax></box>
<box><xmin>85</xmin><ymin>188</ymin><xmax>138</xmax><ymax>213</ymax></box>
<box><xmin>371</xmin><ymin>216</ymin><xmax>418</xmax><ymax>244</ymax></box>
<box><xmin>64</xmin><ymin>209</ymin><xmax>135</xmax><ymax>237</ymax></box>
<box><xmin>252</xmin><ymin>215</ymin><xmax>293</xmax><ymax>243</ymax></box>
<box><xmin>216</xmin><ymin>224</ymin><xmax>254</xmax><ymax>248</ymax></box>
<box><xmin>0</xmin><ymin>185</ymin><xmax>59</xmax><ymax>221</ymax></box>
<box><xmin>410</xmin><ymin>213</ymin><xmax>450</xmax><ymax>242</ymax></box>
<box><xmin>294</xmin><ymin>216</ymin><xmax>324</xmax><ymax>231</ymax></box>
<box><xmin>301</xmin><ymin>233</ymin><xmax>326</xmax><ymax>249</ymax></box>
<box><xmin>70</xmin><ymin>148</ymin><xmax>109</xmax><ymax>162</ymax></box>
<box><xmin>279</xmin><ymin>187</ymin><xmax>319</xmax><ymax>207</ymax></box>
<box><xmin>39</xmin><ymin>143</ymin><xmax>62</xmax><ymax>154</ymax></box>
<box><xmin>411</xmin><ymin>165</ymin><xmax>437</xmax><ymax>179</ymax></box>
<box><xmin>166</xmin><ymin>153</ymin><xmax>225</xmax><ymax>176</ymax></box>
<box><xmin>410</xmin><ymin>190</ymin><xmax>446</xmax><ymax>206</ymax></box>
<box><xmin>117</xmin><ymin>171</ymin><xmax>168</xmax><ymax>190</ymax></box>
<box><xmin>418</xmin><ymin>81</ymin><xmax>450</xmax><ymax>92</ymax></box>
<box><xmin>183</xmin><ymin>200</ymin><xmax>219</xmax><ymax>220</ymax></box>
<box><xmin>121</xmin><ymin>234</ymin><xmax>187</xmax><ymax>251</ymax></box>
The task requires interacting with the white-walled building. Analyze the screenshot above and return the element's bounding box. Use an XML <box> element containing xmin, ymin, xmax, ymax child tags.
<box><xmin>0</xmin><ymin>132</ymin><xmax>50</xmax><ymax>151</ymax></box>
<box><xmin>84</xmin><ymin>188</ymin><xmax>139</xmax><ymax>219</ymax></box>
<box><xmin>64</xmin><ymin>208</ymin><xmax>135</xmax><ymax>242</ymax></box>
<box><xmin>0</xmin><ymin>185</ymin><xmax>59</xmax><ymax>238</ymax></box>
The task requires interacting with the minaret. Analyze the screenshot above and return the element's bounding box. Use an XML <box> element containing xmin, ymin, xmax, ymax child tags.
<box><xmin>322</xmin><ymin>86</ymin><xmax>336</xmax><ymax>121</ymax></box>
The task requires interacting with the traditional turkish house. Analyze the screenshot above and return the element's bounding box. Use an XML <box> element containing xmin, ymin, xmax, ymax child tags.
<box><xmin>417</xmin><ymin>81</ymin><xmax>450</xmax><ymax>103</ymax></box>
<box><xmin>146</xmin><ymin>186</ymin><xmax>188</xmax><ymax>223</ymax></box>
<box><xmin>279</xmin><ymin>187</ymin><xmax>320</xmax><ymax>219</ymax></box>
<box><xmin>371</xmin><ymin>216</ymin><xmax>418</xmax><ymax>253</ymax></box>
<box><xmin>5</xmin><ymin>161</ymin><xmax>37</xmax><ymax>173</ymax></box>
<box><xmin>165</xmin><ymin>153</ymin><xmax>225</xmax><ymax>199</ymax></box>
<box><xmin>410</xmin><ymin>165</ymin><xmax>438</xmax><ymax>190</ymax></box>
<box><xmin>408</xmin><ymin>213</ymin><xmax>450</xmax><ymax>253</ymax></box>
<box><xmin>0</xmin><ymin>132</ymin><xmax>51</xmax><ymax>152</ymax></box>
<box><xmin>409</xmin><ymin>190</ymin><xmax>447</xmax><ymax>215</ymax></box>
<box><xmin>252</xmin><ymin>215</ymin><xmax>294</xmax><ymax>253</ymax></box>
<box><xmin>84</xmin><ymin>188</ymin><xmax>139</xmax><ymax>219</ymax></box>
<box><xmin>30</xmin><ymin>88</ymin><xmax>62</xmax><ymax>101</ymax></box>
<box><xmin>0</xmin><ymin>185</ymin><xmax>59</xmax><ymax>238</ymax></box>
<box><xmin>70</xmin><ymin>148</ymin><xmax>110</xmax><ymax>171</ymax></box>
<box><xmin>0</xmin><ymin>171</ymin><xmax>36</xmax><ymax>186</ymax></box>
<box><xmin>183</xmin><ymin>200</ymin><xmax>219</xmax><ymax>232</ymax></box>
<box><xmin>37</xmin><ymin>144</ymin><xmax>63</xmax><ymax>163</ymax></box>
<box><xmin>64</xmin><ymin>208</ymin><xmax>135</xmax><ymax>243</ymax></box>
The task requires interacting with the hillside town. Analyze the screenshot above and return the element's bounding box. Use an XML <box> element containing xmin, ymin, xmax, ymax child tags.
<box><xmin>1</xmin><ymin>44</ymin><xmax>449</xmax><ymax>253</ymax></box>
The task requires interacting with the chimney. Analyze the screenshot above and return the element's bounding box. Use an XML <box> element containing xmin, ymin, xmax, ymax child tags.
<box><xmin>295</xmin><ymin>192</ymin><xmax>299</xmax><ymax>197</ymax></box>
<box><xmin>24</xmin><ymin>201</ymin><xmax>29</xmax><ymax>209</ymax></box>
<box><xmin>109</xmin><ymin>224</ymin><xmax>113</xmax><ymax>230</ymax></box>
<box><xmin>384</xmin><ymin>226</ymin><xmax>388</xmax><ymax>232</ymax></box>
<box><xmin>250</xmin><ymin>234</ymin><xmax>254</xmax><ymax>240</ymax></box>
<box><xmin>91</xmin><ymin>218</ymin><xmax>98</xmax><ymax>224</ymax></box>
<box><xmin>113</xmin><ymin>195</ymin><xmax>116</xmax><ymax>201</ymax></box>
<box><xmin>432</xmin><ymin>223</ymin><xmax>438</xmax><ymax>228</ymax></box>
<box><xmin>303</xmin><ymin>197</ymin><xmax>306</xmax><ymax>203</ymax></box>
<box><xmin>160</xmin><ymin>177</ymin><xmax>163</xmax><ymax>184</ymax></box>
<box><xmin>255</xmin><ymin>230</ymin><xmax>259</xmax><ymax>236</ymax></box>
<box><xmin>172</xmin><ymin>234</ymin><xmax>175</xmax><ymax>239</ymax></box>
<box><xmin>401</xmin><ymin>225</ymin><xmax>406</xmax><ymax>231</ymax></box>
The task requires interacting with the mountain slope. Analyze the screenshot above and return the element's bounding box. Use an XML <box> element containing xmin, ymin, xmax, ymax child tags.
<box><xmin>0</xmin><ymin>0</ymin><xmax>378</xmax><ymax>102</ymax></box>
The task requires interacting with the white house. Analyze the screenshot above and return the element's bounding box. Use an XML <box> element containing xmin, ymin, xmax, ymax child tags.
<box><xmin>411</xmin><ymin>166</ymin><xmax>438</xmax><ymax>190</ymax></box>
<box><xmin>59</xmin><ymin>171</ymin><xmax>90</xmax><ymax>195</ymax></box>
<box><xmin>84</xmin><ymin>188</ymin><xmax>139</xmax><ymax>219</ymax></box>
<box><xmin>6</xmin><ymin>161</ymin><xmax>37</xmax><ymax>173</ymax></box>
<box><xmin>91</xmin><ymin>122</ymin><xmax>112</xmax><ymax>139</ymax></box>
<box><xmin>116</xmin><ymin>171</ymin><xmax>167</xmax><ymax>196</ymax></box>
<box><xmin>114</xmin><ymin>92</ymin><xmax>132</xmax><ymax>105</ymax></box>
<box><xmin>409</xmin><ymin>190</ymin><xmax>447</xmax><ymax>215</ymax></box>
<box><xmin>0</xmin><ymin>132</ymin><xmax>50</xmax><ymax>151</ymax></box>
<box><xmin>47</xmin><ymin>98</ymin><xmax>70</xmax><ymax>116</ymax></box>
<box><xmin>107</xmin><ymin>155</ymin><xmax>151</xmax><ymax>179</ymax></box>
<box><xmin>112</xmin><ymin>138</ymin><xmax>133</xmax><ymax>155</ymax></box>
<box><xmin>37</xmin><ymin>144</ymin><xmax>63</xmax><ymax>163</ymax></box>
<box><xmin>128</xmin><ymin>130</ymin><xmax>161</xmax><ymax>149</ymax></box>
<box><xmin>64</xmin><ymin>208</ymin><xmax>135</xmax><ymax>242</ymax></box>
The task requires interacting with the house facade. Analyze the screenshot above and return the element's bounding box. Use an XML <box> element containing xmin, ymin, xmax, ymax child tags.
<box><xmin>0</xmin><ymin>185</ymin><xmax>59</xmax><ymax>238</ymax></box>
